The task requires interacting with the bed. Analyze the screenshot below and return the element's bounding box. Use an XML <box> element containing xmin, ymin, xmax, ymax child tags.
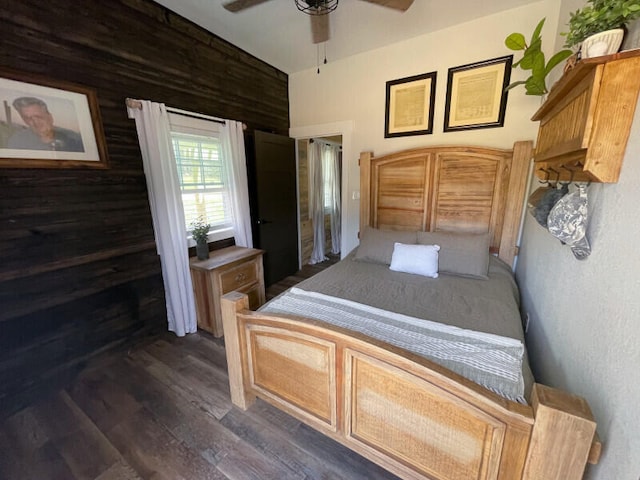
<box><xmin>221</xmin><ymin>141</ymin><xmax>600</xmax><ymax>480</ymax></box>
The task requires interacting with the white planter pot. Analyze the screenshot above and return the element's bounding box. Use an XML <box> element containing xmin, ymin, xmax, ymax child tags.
<box><xmin>581</xmin><ymin>29</ymin><xmax>625</xmax><ymax>58</ymax></box>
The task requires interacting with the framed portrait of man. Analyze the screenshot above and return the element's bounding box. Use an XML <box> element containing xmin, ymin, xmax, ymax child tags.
<box><xmin>0</xmin><ymin>68</ymin><xmax>108</xmax><ymax>169</ymax></box>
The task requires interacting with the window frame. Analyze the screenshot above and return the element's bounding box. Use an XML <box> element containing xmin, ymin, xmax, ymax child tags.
<box><xmin>169</xmin><ymin>113</ymin><xmax>234</xmax><ymax>245</ymax></box>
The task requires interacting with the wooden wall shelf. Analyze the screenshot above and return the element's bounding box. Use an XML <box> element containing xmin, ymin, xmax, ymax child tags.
<box><xmin>532</xmin><ymin>49</ymin><xmax>640</xmax><ymax>183</ymax></box>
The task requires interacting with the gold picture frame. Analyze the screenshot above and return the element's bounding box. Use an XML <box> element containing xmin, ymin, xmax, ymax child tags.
<box><xmin>443</xmin><ymin>55</ymin><xmax>513</xmax><ymax>132</ymax></box>
<box><xmin>0</xmin><ymin>68</ymin><xmax>108</xmax><ymax>169</ymax></box>
<box><xmin>385</xmin><ymin>72</ymin><xmax>437</xmax><ymax>138</ymax></box>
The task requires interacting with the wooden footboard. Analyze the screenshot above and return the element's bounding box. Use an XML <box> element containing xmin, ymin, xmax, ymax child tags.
<box><xmin>222</xmin><ymin>293</ymin><xmax>600</xmax><ymax>480</ymax></box>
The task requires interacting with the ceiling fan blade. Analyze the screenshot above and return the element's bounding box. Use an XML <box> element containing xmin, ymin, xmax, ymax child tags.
<box><xmin>223</xmin><ymin>0</ymin><xmax>273</xmax><ymax>13</ymax></box>
<box><xmin>311</xmin><ymin>14</ymin><xmax>330</xmax><ymax>44</ymax></box>
<box><xmin>358</xmin><ymin>0</ymin><xmax>415</xmax><ymax>11</ymax></box>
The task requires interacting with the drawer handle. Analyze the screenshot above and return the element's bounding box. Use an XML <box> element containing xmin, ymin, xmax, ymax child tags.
<box><xmin>235</xmin><ymin>272</ymin><xmax>247</xmax><ymax>282</ymax></box>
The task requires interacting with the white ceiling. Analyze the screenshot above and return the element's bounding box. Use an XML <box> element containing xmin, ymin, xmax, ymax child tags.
<box><xmin>153</xmin><ymin>0</ymin><xmax>540</xmax><ymax>74</ymax></box>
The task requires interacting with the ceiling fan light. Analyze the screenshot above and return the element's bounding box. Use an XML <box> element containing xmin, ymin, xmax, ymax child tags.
<box><xmin>295</xmin><ymin>0</ymin><xmax>338</xmax><ymax>15</ymax></box>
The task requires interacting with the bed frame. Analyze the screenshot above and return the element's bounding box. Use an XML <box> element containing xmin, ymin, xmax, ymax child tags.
<box><xmin>221</xmin><ymin>141</ymin><xmax>600</xmax><ymax>480</ymax></box>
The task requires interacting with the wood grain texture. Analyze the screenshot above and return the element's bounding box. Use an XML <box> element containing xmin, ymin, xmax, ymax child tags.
<box><xmin>533</xmin><ymin>70</ymin><xmax>598</xmax><ymax>161</ymax></box>
<box><xmin>247</xmin><ymin>326</ymin><xmax>337</xmax><ymax>429</ymax></box>
<box><xmin>522</xmin><ymin>384</ymin><xmax>597</xmax><ymax>480</ymax></box>
<box><xmin>345</xmin><ymin>351</ymin><xmax>505</xmax><ymax>480</ymax></box>
<box><xmin>2</xmin><ymin>329</ymin><xmax>399</xmax><ymax>480</ymax></box>
<box><xmin>223</xmin><ymin>291</ymin><xmax>601</xmax><ymax>479</ymax></box>
<box><xmin>297</xmin><ymin>137</ymin><xmax>313</xmax><ymax>265</ymax></box>
<box><xmin>222</xmin><ymin>292</ymin><xmax>256</xmax><ymax>410</ymax></box>
<box><xmin>221</xmin><ymin>299</ymin><xmax>545</xmax><ymax>480</ymax></box>
<box><xmin>221</xmin><ymin>144</ymin><xmax>599</xmax><ymax>479</ymax></box>
<box><xmin>0</xmin><ymin>0</ymin><xmax>288</xmax><ymax>417</ymax></box>
<box><xmin>532</xmin><ymin>50</ymin><xmax>640</xmax><ymax>182</ymax></box>
<box><xmin>190</xmin><ymin>247</ymin><xmax>265</xmax><ymax>336</ymax></box>
<box><xmin>376</xmin><ymin>155</ymin><xmax>432</xmax><ymax>231</ymax></box>
<box><xmin>584</xmin><ymin>56</ymin><xmax>640</xmax><ymax>181</ymax></box>
<box><xmin>431</xmin><ymin>152</ymin><xmax>505</xmax><ymax>239</ymax></box>
<box><xmin>499</xmin><ymin>141</ymin><xmax>534</xmax><ymax>267</ymax></box>
<box><xmin>359</xmin><ymin>142</ymin><xmax>533</xmax><ymax>267</ymax></box>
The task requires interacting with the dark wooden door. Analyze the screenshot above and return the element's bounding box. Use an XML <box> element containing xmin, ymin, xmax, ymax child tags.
<box><xmin>253</xmin><ymin>131</ymin><xmax>298</xmax><ymax>286</ymax></box>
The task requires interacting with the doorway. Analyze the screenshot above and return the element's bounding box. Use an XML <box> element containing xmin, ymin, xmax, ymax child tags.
<box><xmin>297</xmin><ymin>135</ymin><xmax>342</xmax><ymax>266</ymax></box>
<box><xmin>290</xmin><ymin>120</ymin><xmax>353</xmax><ymax>267</ymax></box>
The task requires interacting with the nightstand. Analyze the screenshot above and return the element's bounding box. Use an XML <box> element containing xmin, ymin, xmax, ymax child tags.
<box><xmin>189</xmin><ymin>246</ymin><xmax>265</xmax><ymax>337</ymax></box>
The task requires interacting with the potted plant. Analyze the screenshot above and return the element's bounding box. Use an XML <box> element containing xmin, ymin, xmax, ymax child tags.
<box><xmin>191</xmin><ymin>217</ymin><xmax>211</xmax><ymax>260</ymax></box>
<box><xmin>505</xmin><ymin>18</ymin><xmax>573</xmax><ymax>95</ymax></box>
<box><xmin>564</xmin><ymin>0</ymin><xmax>640</xmax><ymax>57</ymax></box>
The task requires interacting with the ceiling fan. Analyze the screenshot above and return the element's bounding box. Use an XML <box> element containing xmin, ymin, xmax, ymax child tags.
<box><xmin>222</xmin><ymin>0</ymin><xmax>415</xmax><ymax>44</ymax></box>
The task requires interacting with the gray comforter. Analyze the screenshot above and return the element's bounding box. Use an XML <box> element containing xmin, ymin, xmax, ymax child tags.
<box><xmin>263</xmin><ymin>250</ymin><xmax>534</xmax><ymax>400</ymax></box>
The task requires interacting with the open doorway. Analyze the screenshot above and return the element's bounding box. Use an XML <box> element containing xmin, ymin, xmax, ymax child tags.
<box><xmin>297</xmin><ymin>135</ymin><xmax>342</xmax><ymax>266</ymax></box>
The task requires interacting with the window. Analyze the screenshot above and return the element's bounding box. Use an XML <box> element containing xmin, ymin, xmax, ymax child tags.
<box><xmin>321</xmin><ymin>144</ymin><xmax>341</xmax><ymax>211</ymax></box>
<box><xmin>169</xmin><ymin>114</ymin><xmax>233</xmax><ymax>241</ymax></box>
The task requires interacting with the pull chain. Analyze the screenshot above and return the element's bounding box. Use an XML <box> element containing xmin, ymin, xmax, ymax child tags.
<box><xmin>317</xmin><ymin>42</ymin><xmax>328</xmax><ymax>74</ymax></box>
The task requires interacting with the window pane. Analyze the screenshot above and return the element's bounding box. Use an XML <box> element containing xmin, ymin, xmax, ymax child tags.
<box><xmin>323</xmin><ymin>153</ymin><xmax>331</xmax><ymax>209</ymax></box>
<box><xmin>171</xmin><ymin>132</ymin><xmax>233</xmax><ymax>233</ymax></box>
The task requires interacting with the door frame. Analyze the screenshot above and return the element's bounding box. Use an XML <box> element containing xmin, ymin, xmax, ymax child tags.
<box><xmin>290</xmin><ymin>121</ymin><xmax>353</xmax><ymax>269</ymax></box>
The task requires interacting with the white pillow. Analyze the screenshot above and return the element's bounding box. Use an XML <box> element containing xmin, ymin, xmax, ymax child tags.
<box><xmin>389</xmin><ymin>243</ymin><xmax>440</xmax><ymax>278</ymax></box>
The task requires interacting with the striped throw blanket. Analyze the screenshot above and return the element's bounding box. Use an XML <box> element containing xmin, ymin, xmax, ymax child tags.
<box><xmin>261</xmin><ymin>287</ymin><xmax>526</xmax><ymax>403</ymax></box>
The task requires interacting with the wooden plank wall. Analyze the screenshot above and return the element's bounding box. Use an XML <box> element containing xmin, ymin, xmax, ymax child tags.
<box><xmin>0</xmin><ymin>0</ymin><xmax>289</xmax><ymax>418</ymax></box>
<box><xmin>297</xmin><ymin>140</ymin><xmax>313</xmax><ymax>265</ymax></box>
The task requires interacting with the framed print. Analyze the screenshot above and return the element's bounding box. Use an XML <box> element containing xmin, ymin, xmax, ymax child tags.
<box><xmin>0</xmin><ymin>68</ymin><xmax>108</xmax><ymax>168</ymax></box>
<box><xmin>385</xmin><ymin>72</ymin><xmax>437</xmax><ymax>138</ymax></box>
<box><xmin>443</xmin><ymin>55</ymin><xmax>513</xmax><ymax>132</ymax></box>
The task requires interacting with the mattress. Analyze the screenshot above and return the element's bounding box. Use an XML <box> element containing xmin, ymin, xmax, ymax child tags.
<box><xmin>263</xmin><ymin>250</ymin><xmax>534</xmax><ymax>400</ymax></box>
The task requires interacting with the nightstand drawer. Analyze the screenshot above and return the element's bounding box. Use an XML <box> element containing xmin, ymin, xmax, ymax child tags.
<box><xmin>221</xmin><ymin>261</ymin><xmax>258</xmax><ymax>292</ymax></box>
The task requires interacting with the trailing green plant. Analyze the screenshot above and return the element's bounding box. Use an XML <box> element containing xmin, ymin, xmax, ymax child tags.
<box><xmin>190</xmin><ymin>217</ymin><xmax>211</xmax><ymax>243</ymax></box>
<box><xmin>563</xmin><ymin>0</ymin><xmax>640</xmax><ymax>48</ymax></box>
<box><xmin>505</xmin><ymin>18</ymin><xmax>573</xmax><ymax>96</ymax></box>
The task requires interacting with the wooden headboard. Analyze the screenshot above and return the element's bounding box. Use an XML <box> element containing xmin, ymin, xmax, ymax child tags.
<box><xmin>359</xmin><ymin>141</ymin><xmax>533</xmax><ymax>267</ymax></box>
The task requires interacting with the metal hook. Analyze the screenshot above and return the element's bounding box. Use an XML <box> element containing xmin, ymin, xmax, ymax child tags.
<box><xmin>560</xmin><ymin>165</ymin><xmax>575</xmax><ymax>187</ymax></box>
<box><xmin>538</xmin><ymin>168</ymin><xmax>551</xmax><ymax>186</ymax></box>
<box><xmin>548</xmin><ymin>167</ymin><xmax>560</xmax><ymax>188</ymax></box>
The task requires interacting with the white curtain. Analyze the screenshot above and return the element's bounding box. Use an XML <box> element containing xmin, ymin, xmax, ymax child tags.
<box><xmin>127</xmin><ymin>100</ymin><xmax>197</xmax><ymax>337</ymax></box>
<box><xmin>325</xmin><ymin>144</ymin><xmax>341</xmax><ymax>255</ymax></box>
<box><xmin>308</xmin><ymin>140</ymin><xmax>327</xmax><ymax>264</ymax></box>
<box><xmin>221</xmin><ymin>120</ymin><xmax>253</xmax><ymax>247</ymax></box>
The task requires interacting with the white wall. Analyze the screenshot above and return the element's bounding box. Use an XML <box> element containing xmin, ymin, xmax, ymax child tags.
<box><xmin>290</xmin><ymin>0</ymin><xmax>559</xmax><ymax>254</ymax></box>
<box><xmin>516</xmin><ymin>1</ymin><xmax>640</xmax><ymax>478</ymax></box>
<box><xmin>290</xmin><ymin>1</ymin><xmax>640</xmax><ymax>478</ymax></box>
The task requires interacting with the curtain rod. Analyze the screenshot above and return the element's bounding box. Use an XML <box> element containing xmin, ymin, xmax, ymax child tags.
<box><xmin>167</xmin><ymin>106</ymin><xmax>225</xmax><ymax>125</ymax></box>
<box><xmin>126</xmin><ymin>98</ymin><xmax>241</xmax><ymax>127</ymax></box>
<box><xmin>310</xmin><ymin>137</ymin><xmax>342</xmax><ymax>149</ymax></box>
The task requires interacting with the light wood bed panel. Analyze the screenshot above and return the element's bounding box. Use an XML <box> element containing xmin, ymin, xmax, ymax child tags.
<box><xmin>222</xmin><ymin>141</ymin><xmax>600</xmax><ymax>480</ymax></box>
<box><xmin>360</xmin><ymin>142</ymin><xmax>532</xmax><ymax>266</ymax></box>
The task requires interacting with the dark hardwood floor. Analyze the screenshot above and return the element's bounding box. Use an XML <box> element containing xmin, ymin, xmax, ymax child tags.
<box><xmin>1</xmin><ymin>254</ymin><xmax>399</xmax><ymax>480</ymax></box>
<box><xmin>265</xmin><ymin>254</ymin><xmax>340</xmax><ymax>300</ymax></box>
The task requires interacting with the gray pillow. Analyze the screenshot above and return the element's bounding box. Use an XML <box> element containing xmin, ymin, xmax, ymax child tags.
<box><xmin>354</xmin><ymin>226</ymin><xmax>417</xmax><ymax>265</ymax></box>
<box><xmin>417</xmin><ymin>231</ymin><xmax>491</xmax><ymax>279</ymax></box>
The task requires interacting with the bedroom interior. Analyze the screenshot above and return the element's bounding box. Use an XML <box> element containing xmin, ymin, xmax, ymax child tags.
<box><xmin>1</xmin><ymin>1</ymin><xmax>639</xmax><ymax>480</ymax></box>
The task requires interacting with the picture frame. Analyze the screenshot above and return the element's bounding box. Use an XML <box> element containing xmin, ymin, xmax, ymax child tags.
<box><xmin>385</xmin><ymin>72</ymin><xmax>437</xmax><ymax>138</ymax></box>
<box><xmin>443</xmin><ymin>55</ymin><xmax>513</xmax><ymax>132</ymax></box>
<box><xmin>0</xmin><ymin>68</ymin><xmax>108</xmax><ymax>169</ymax></box>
